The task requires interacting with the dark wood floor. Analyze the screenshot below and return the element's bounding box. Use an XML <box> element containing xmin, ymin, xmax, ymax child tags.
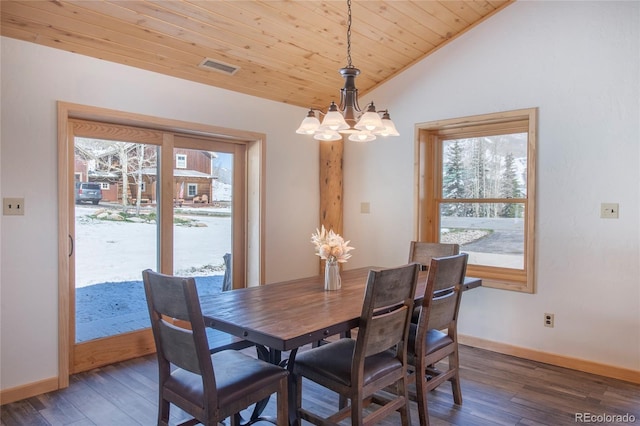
<box><xmin>2</xmin><ymin>344</ymin><xmax>639</xmax><ymax>426</ymax></box>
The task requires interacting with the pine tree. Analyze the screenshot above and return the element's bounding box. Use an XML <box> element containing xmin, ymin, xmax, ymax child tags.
<box><xmin>499</xmin><ymin>152</ymin><xmax>522</xmax><ymax>217</ymax></box>
<box><xmin>442</xmin><ymin>140</ymin><xmax>465</xmax><ymax>216</ymax></box>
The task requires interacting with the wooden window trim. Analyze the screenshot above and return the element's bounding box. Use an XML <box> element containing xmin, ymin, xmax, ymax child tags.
<box><xmin>415</xmin><ymin>108</ymin><xmax>537</xmax><ymax>293</ymax></box>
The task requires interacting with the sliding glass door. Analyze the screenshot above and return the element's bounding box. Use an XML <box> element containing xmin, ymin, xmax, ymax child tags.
<box><xmin>74</xmin><ymin>137</ymin><xmax>159</xmax><ymax>343</ymax></box>
<box><xmin>69</xmin><ymin>120</ymin><xmax>246</xmax><ymax>373</ymax></box>
<box><xmin>172</xmin><ymin>138</ymin><xmax>244</xmax><ymax>301</ymax></box>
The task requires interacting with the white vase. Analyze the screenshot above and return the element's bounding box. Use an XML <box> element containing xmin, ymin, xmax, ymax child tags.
<box><xmin>324</xmin><ymin>259</ymin><xmax>341</xmax><ymax>291</ymax></box>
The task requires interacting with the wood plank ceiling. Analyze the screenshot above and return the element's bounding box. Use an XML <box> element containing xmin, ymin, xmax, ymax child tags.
<box><xmin>1</xmin><ymin>0</ymin><xmax>512</xmax><ymax>111</ymax></box>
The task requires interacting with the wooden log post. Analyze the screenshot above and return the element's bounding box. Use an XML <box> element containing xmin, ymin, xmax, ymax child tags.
<box><xmin>319</xmin><ymin>138</ymin><xmax>344</xmax><ymax>273</ymax></box>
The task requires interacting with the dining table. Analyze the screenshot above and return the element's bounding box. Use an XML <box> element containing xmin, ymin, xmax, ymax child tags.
<box><xmin>199</xmin><ymin>266</ymin><xmax>481</xmax><ymax>425</ymax></box>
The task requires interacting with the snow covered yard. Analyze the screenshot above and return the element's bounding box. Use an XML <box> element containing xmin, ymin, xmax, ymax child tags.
<box><xmin>75</xmin><ymin>205</ymin><xmax>231</xmax><ymax>286</ymax></box>
<box><xmin>74</xmin><ymin>202</ymin><xmax>232</xmax><ymax>341</ymax></box>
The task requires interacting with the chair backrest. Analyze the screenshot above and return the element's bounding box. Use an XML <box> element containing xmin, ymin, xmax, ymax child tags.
<box><xmin>354</xmin><ymin>263</ymin><xmax>420</xmax><ymax>366</ymax></box>
<box><xmin>408</xmin><ymin>241</ymin><xmax>459</xmax><ymax>271</ymax></box>
<box><xmin>416</xmin><ymin>254</ymin><xmax>468</xmax><ymax>336</ymax></box>
<box><xmin>142</xmin><ymin>269</ymin><xmax>217</xmax><ymax>401</ymax></box>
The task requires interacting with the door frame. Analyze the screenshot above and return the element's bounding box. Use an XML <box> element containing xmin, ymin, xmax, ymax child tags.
<box><xmin>57</xmin><ymin>101</ymin><xmax>265</xmax><ymax>386</ymax></box>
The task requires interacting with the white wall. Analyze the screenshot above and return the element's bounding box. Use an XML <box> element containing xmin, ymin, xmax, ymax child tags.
<box><xmin>0</xmin><ymin>38</ymin><xmax>319</xmax><ymax>390</ymax></box>
<box><xmin>344</xmin><ymin>1</ymin><xmax>640</xmax><ymax>370</ymax></box>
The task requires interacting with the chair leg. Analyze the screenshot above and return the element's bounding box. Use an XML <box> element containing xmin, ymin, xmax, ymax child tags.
<box><xmin>276</xmin><ymin>377</ymin><xmax>289</xmax><ymax>426</ymax></box>
<box><xmin>350</xmin><ymin>393</ymin><xmax>363</xmax><ymax>425</ymax></box>
<box><xmin>398</xmin><ymin>377</ymin><xmax>411</xmax><ymax>426</ymax></box>
<box><xmin>415</xmin><ymin>360</ymin><xmax>430</xmax><ymax>426</ymax></box>
<box><xmin>158</xmin><ymin>397</ymin><xmax>170</xmax><ymax>426</ymax></box>
<box><xmin>230</xmin><ymin>413</ymin><xmax>241</xmax><ymax>426</ymax></box>
<box><xmin>295</xmin><ymin>373</ymin><xmax>303</xmax><ymax>424</ymax></box>
<box><xmin>449</xmin><ymin>350</ymin><xmax>463</xmax><ymax>405</ymax></box>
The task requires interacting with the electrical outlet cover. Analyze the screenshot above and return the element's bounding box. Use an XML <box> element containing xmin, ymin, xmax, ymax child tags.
<box><xmin>3</xmin><ymin>197</ymin><xmax>25</xmax><ymax>216</ymax></box>
<box><xmin>600</xmin><ymin>203</ymin><xmax>619</xmax><ymax>219</ymax></box>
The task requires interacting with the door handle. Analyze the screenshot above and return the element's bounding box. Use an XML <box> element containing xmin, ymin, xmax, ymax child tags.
<box><xmin>69</xmin><ymin>234</ymin><xmax>74</xmax><ymax>257</ymax></box>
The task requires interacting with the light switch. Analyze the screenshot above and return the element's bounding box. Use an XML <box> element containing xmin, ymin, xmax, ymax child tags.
<box><xmin>360</xmin><ymin>202</ymin><xmax>370</xmax><ymax>214</ymax></box>
<box><xmin>3</xmin><ymin>197</ymin><xmax>25</xmax><ymax>216</ymax></box>
<box><xmin>600</xmin><ymin>203</ymin><xmax>619</xmax><ymax>219</ymax></box>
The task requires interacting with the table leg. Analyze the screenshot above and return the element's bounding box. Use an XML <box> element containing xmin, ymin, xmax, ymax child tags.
<box><xmin>286</xmin><ymin>348</ymin><xmax>300</xmax><ymax>426</ymax></box>
<box><xmin>253</xmin><ymin>346</ymin><xmax>299</xmax><ymax>426</ymax></box>
<box><xmin>237</xmin><ymin>345</ymin><xmax>284</xmax><ymax>425</ymax></box>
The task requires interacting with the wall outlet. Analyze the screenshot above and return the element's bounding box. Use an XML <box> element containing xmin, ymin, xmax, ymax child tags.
<box><xmin>600</xmin><ymin>203</ymin><xmax>619</xmax><ymax>219</ymax></box>
<box><xmin>3</xmin><ymin>197</ymin><xmax>25</xmax><ymax>216</ymax></box>
<box><xmin>544</xmin><ymin>313</ymin><xmax>554</xmax><ymax>328</ymax></box>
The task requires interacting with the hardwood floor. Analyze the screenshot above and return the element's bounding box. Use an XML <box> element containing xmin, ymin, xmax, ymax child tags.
<box><xmin>2</xmin><ymin>345</ymin><xmax>639</xmax><ymax>425</ymax></box>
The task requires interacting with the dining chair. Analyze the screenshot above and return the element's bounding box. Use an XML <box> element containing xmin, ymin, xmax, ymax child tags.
<box><xmin>408</xmin><ymin>241</ymin><xmax>460</xmax><ymax>271</ymax></box>
<box><xmin>408</xmin><ymin>241</ymin><xmax>460</xmax><ymax>322</ymax></box>
<box><xmin>293</xmin><ymin>263</ymin><xmax>420</xmax><ymax>426</ymax></box>
<box><xmin>142</xmin><ymin>269</ymin><xmax>289</xmax><ymax>426</ymax></box>
<box><xmin>408</xmin><ymin>253</ymin><xmax>468</xmax><ymax>426</ymax></box>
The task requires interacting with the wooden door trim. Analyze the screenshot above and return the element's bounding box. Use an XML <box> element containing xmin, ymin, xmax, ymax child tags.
<box><xmin>58</xmin><ymin>101</ymin><xmax>265</xmax><ymax>385</ymax></box>
<box><xmin>57</xmin><ymin>102</ymin><xmax>72</xmax><ymax>388</ymax></box>
<box><xmin>72</xmin><ymin>330</ymin><xmax>156</xmax><ymax>374</ymax></box>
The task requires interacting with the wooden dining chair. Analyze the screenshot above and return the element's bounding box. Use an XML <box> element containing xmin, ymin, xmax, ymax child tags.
<box><xmin>293</xmin><ymin>263</ymin><xmax>420</xmax><ymax>426</ymax></box>
<box><xmin>408</xmin><ymin>253</ymin><xmax>468</xmax><ymax>426</ymax></box>
<box><xmin>408</xmin><ymin>241</ymin><xmax>460</xmax><ymax>271</ymax></box>
<box><xmin>142</xmin><ymin>269</ymin><xmax>289</xmax><ymax>426</ymax></box>
<box><xmin>408</xmin><ymin>241</ymin><xmax>460</xmax><ymax>322</ymax></box>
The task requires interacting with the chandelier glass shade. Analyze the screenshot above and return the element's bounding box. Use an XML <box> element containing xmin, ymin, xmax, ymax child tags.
<box><xmin>295</xmin><ymin>0</ymin><xmax>399</xmax><ymax>142</ymax></box>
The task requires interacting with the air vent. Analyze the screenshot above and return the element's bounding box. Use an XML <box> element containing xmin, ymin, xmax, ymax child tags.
<box><xmin>198</xmin><ymin>58</ymin><xmax>240</xmax><ymax>75</ymax></box>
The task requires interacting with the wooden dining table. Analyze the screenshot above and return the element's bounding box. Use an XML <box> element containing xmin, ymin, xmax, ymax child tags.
<box><xmin>199</xmin><ymin>266</ymin><xmax>481</xmax><ymax>425</ymax></box>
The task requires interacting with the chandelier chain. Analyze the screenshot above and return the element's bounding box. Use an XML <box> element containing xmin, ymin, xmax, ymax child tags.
<box><xmin>346</xmin><ymin>0</ymin><xmax>352</xmax><ymax>68</ymax></box>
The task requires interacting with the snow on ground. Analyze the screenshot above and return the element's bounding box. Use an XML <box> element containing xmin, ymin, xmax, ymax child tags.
<box><xmin>75</xmin><ymin>205</ymin><xmax>231</xmax><ymax>287</ymax></box>
<box><xmin>73</xmin><ymin>180</ymin><xmax>237</xmax><ymax>340</ymax></box>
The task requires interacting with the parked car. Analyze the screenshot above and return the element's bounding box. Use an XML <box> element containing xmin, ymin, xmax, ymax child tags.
<box><xmin>75</xmin><ymin>182</ymin><xmax>102</xmax><ymax>205</ymax></box>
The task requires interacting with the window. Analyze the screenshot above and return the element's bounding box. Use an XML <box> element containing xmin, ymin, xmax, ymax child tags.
<box><xmin>176</xmin><ymin>154</ymin><xmax>187</xmax><ymax>169</ymax></box>
<box><xmin>100</xmin><ymin>182</ymin><xmax>110</xmax><ymax>190</ymax></box>
<box><xmin>187</xmin><ymin>183</ymin><xmax>197</xmax><ymax>197</ymax></box>
<box><xmin>416</xmin><ymin>108</ymin><xmax>537</xmax><ymax>293</ymax></box>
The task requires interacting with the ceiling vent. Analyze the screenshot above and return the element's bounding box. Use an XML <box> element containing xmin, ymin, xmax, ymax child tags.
<box><xmin>198</xmin><ymin>58</ymin><xmax>240</xmax><ymax>75</ymax></box>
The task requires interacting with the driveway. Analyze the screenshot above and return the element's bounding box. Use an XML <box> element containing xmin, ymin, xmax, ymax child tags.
<box><xmin>442</xmin><ymin>216</ymin><xmax>524</xmax><ymax>255</ymax></box>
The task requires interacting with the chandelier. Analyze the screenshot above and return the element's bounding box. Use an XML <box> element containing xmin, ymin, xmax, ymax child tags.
<box><xmin>295</xmin><ymin>0</ymin><xmax>399</xmax><ymax>142</ymax></box>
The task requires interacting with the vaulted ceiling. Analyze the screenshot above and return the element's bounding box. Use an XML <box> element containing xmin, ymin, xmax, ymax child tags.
<box><xmin>1</xmin><ymin>1</ymin><xmax>512</xmax><ymax>111</ymax></box>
